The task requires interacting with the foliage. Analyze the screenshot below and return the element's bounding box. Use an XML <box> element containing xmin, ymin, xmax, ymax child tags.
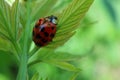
<box><xmin>0</xmin><ymin>0</ymin><xmax>94</xmax><ymax>80</ymax></box>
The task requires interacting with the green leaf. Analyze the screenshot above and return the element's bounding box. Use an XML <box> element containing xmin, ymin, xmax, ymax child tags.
<box><xmin>70</xmin><ymin>72</ymin><xmax>80</xmax><ymax>80</ymax></box>
<box><xmin>0</xmin><ymin>49</ymin><xmax>12</xmax><ymax>55</ymax></box>
<box><xmin>41</xmin><ymin>52</ymin><xmax>81</xmax><ymax>62</ymax></box>
<box><xmin>0</xmin><ymin>15</ymin><xmax>7</xmax><ymax>31</ymax></box>
<box><xmin>46</xmin><ymin>0</ymin><xmax>94</xmax><ymax>48</ymax></box>
<box><xmin>10</xmin><ymin>0</ymin><xmax>19</xmax><ymax>40</ymax></box>
<box><xmin>0</xmin><ymin>0</ymin><xmax>11</xmax><ymax>25</ymax></box>
<box><xmin>44</xmin><ymin>60</ymin><xmax>80</xmax><ymax>72</ymax></box>
<box><xmin>44</xmin><ymin>52</ymin><xmax>81</xmax><ymax>62</ymax></box>
<box><xmin>0</xmin><ymin>37</ymin><xmax>11</xmax><ymax>52</ymax></box>
<box><xmin>31</xmin><ymin>0</ymin><xmax>58</xmax><ymax>22</ymax></box>
<box><xmin>28</xmin><ymin>48</ymin><xmax>83</xmax><ymax>67</ymax></box>
<box><xmin>0</xmin><ymin>37</ymin><xmax>18</xmax><ymax>59</ymax></box>
<box><xmin>0</xmin><ymin>27</ymin><xmax>11</xmax><ymax>41</ymax></box>
<box><xmin>51</xmin><ymin>0</ymin><xmax>72</xmax><ymax>13</ymax></box>
<box><xmin>58</xmin><ymin>0</ymin><xmax>94</xmax><ymax>26</ymax></box>
<box><xmin>0</xmin><ymin>0</ymin><xmax>13</xmax><ymax>40</ymax></box>
<box><xmin>31</xmin><ymin>73</ymin><xmax>39</xmax><ymax>80</ymax></box>
<box><xmin>0</xmin><ymin>0</ymin><xmax>20</xmax><ymax>47</ymax></box>
<box><xmin>0</xmin><ymin>22</ymin><xmax>20</xmax><ymax>61</ymax></box>
<box><xmin>46</xmin><ymin>32</ymin><xmax>75</xmax><ymax>48</ymax></box>
<box><xmin>19</xmin><ymin>3</ymin><xmax>27</xmax><ymax>28</ymax></box>
<box><xmin>0</xmin><ymin>0</ymin><xmax>22</xmax><ymax>61</ymax></box>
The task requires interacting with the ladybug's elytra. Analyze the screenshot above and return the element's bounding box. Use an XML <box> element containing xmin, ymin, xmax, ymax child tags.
<box><xmin>32</xmin><ymin>15</ymin><xmax>57</xmax><ymax>47</ymax></box>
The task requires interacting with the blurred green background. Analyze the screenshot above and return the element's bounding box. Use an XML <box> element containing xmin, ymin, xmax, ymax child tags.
<box><xmin>0</xmin><ymin>0</ymin><xmax>120</xmax><ymax>80</ymax></box>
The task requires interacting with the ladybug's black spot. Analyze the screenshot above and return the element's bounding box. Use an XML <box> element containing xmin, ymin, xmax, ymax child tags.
<box><xmin>51</xmin><ymin>27</ymin><xmax>54</xmax><ymax>30</ymax></box>
<box><xmin>44</xmin><ymin>32</ymin><xmax>49</xmax><ymax>37</ymax></box>
<box><xmin>36</xmin><ymin>42</ymin><xmax>41</xmax><ymax>47</ymax></box>
<box><xmin>32</xmin><ymin>30</ymin><xmax>35</xmax><ymax>36</ymax></box>
<box><xmin>41</xmin><ymin>27</ymin><xmax>45</xmax><ymax>32</ymax></box>
<box><xmin>35</xmin><ymin>40</ymin><xmax>42</xmax><ymax>47</ymax></box>
<box><xmin>42</xmin><ymin>39</ymin><xmax>48</xmax><ymax>43</ymax></box>
<box><xmin>50</xmin><ymin>33</ymin><xmax>55</xmax><ymax>38</ymax></box>
<box><xmin>36</xmin><ymin>34</ymin><xmax>41</xmax><ymax>39</ymax></box>
<box><xmin>35</xmin><ymin>24</ymin><xmax>39</xmax><ymax>28</ymax></box>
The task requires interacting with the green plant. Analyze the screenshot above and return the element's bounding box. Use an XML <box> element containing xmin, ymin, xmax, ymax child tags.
<box><xmin>0</xmin><ymin>0</ymin><xmax>94</xmax><ymax>80</ymax></box>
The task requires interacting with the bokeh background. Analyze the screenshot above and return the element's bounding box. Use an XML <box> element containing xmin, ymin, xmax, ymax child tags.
<box><xmin>0</xmin><ymin>0</ymin><xmax>120</xmax><ymax>80</ymax></box>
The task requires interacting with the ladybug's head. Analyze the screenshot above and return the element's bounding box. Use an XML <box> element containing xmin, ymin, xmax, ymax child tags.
<box><xmin>46</xmin><ymin>15</ymin><xmax>58</xmax><ymax>25</ymax></box>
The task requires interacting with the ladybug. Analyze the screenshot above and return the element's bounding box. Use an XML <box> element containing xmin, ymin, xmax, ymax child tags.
<box><xmin>32</xmin><ymin>15</ymin><xmax>57</xmax><ymax>47</ymax></box>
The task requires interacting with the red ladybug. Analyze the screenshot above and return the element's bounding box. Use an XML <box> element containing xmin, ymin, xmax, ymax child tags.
<box><xmin>32</xmin><ymin>15</ymin><xmax>57</xmax><ymax>47</ymax></box>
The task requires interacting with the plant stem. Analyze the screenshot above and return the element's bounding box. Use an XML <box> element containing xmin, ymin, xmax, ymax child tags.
<box><xmin>17</xmin><ymin>52</ymin><xmax>28</xmax><ymax>80</ymax></box>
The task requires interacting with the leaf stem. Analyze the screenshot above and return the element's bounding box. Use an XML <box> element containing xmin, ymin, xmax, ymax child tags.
<box><xmin>29</xmin><ymin>46</ymin><xmax>39</xmax><ymax>57</ymax></box>
<box><xmin>28</xmin><ymin>59</ymin><xmax>42</xmax><ymax>68</ymax></box>
<box><xmin>17</xmin><ymin>52</ymin><xmax>28</xmax><ymax>80</ymax></box>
